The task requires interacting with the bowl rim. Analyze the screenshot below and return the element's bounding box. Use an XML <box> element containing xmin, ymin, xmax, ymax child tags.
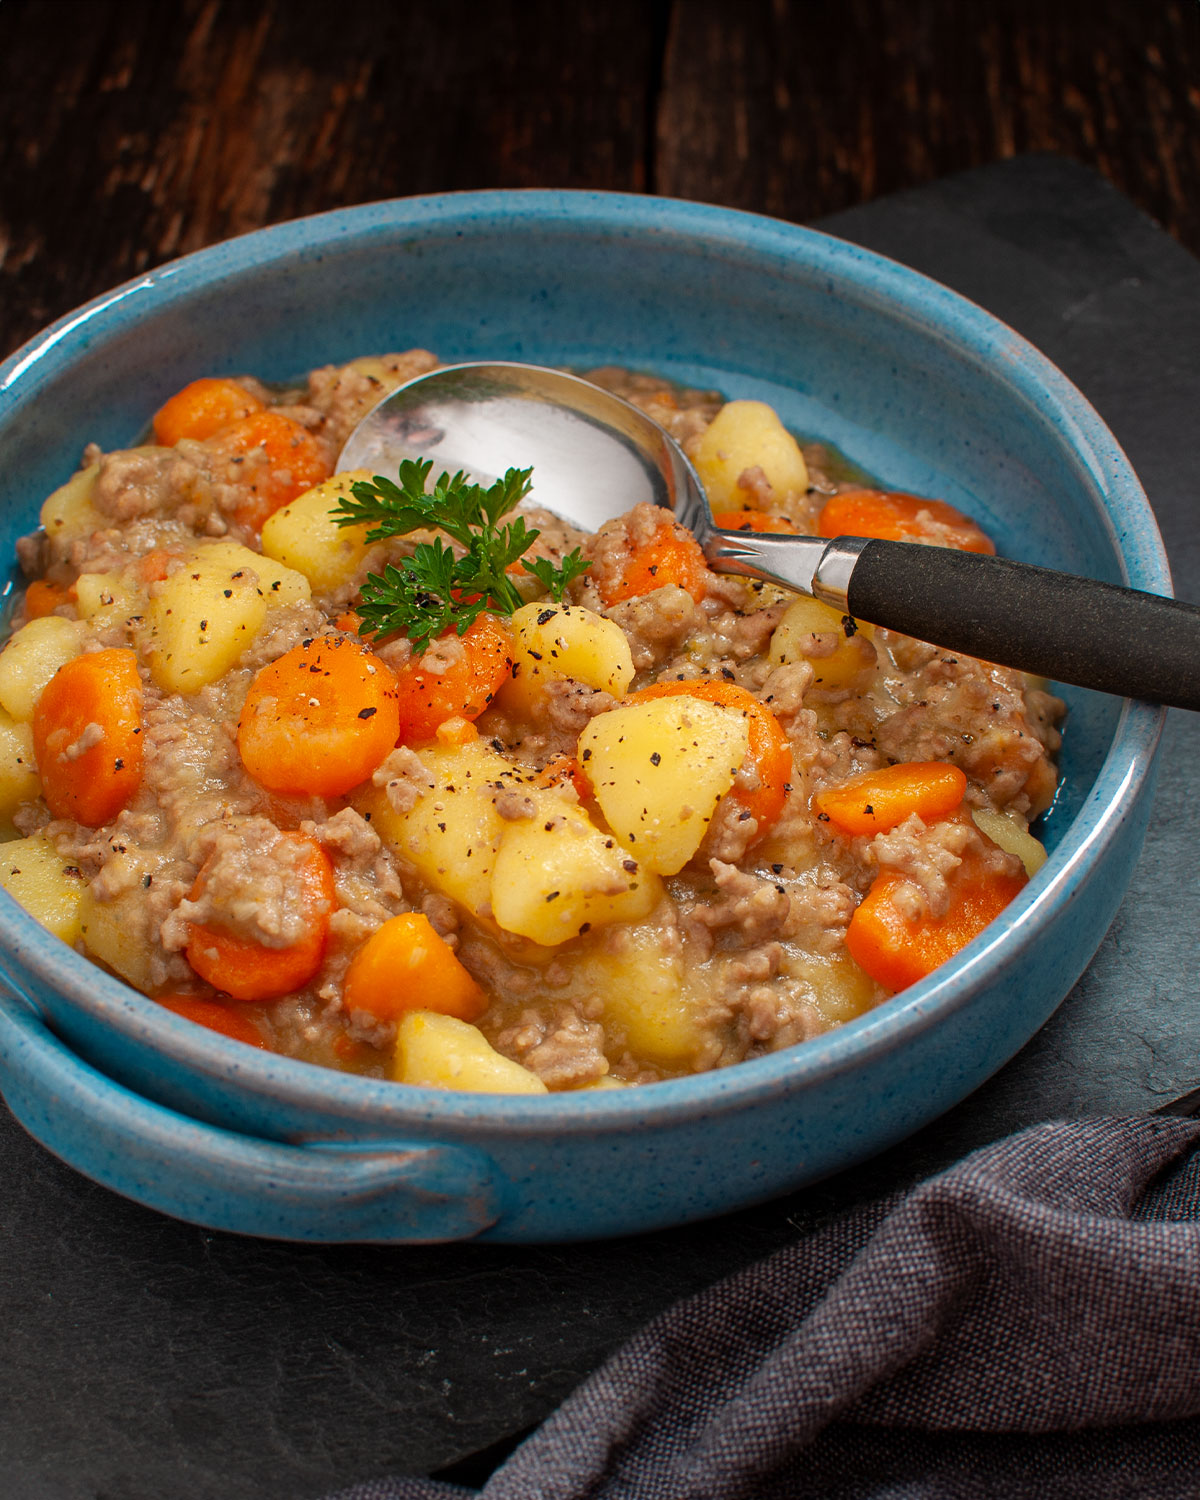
<box><xmin>0</xmin><ymin>188</ymin><xmax>1168</xmax><ymax>1134</ymax></box>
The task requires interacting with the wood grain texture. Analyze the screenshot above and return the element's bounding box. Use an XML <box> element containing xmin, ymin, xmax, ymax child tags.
<box><xmin>657</xmin><ymin>0</ymin><xmax>1200</xmax><ymax>244</ymax></box>
<box><xmin>0</xmin><ymin>0</ymin><xmax>1197</xmax><ymax>358</ymax></box>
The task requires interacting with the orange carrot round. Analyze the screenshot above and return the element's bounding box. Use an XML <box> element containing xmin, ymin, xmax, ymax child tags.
<box><xmin>711</xmin><ymin>511</ymin><xmax>798</xmax><ymax>534</ymax></box>
<box><xmin>156</xmin><ymin>993</ymin><xmax>269</xmax><ymax>1048</ymax></box>
<box><xmin>152</xmin><ymin>377</ymin><xmax>266</xmax><ymax>446</ymax></box>
<box><xmin>624</xmin><ymin>678</ymin><xmax>793</xmax><ymax>837</ymax></box>
<box><xmin>392</xmin><ymin>613</ymin><xmax>513</xmax><ymax>744</ymax></box>
<box><xmin>32</xmin><ymin>648</ymin><xmax>144</xmax><ymax>826</ymax></box>
<box><xmin>599</xmin><ymin>515</ymin><xmax>709</xmax><ymax>605</ymax></box>
<box><xmin>238</xmin><ymin>634</ymin><xmax>401</xmax><ymax>798</ymax></box>
<box><xmin>343</xmin><ymin>913</ymin><xmax>487</xmax><ymax>1023</ymax></box>
<box><xmin>203</xmin><ymin>410</ymin><xmax>331</xmax><ymax>531</ymax></box>
<box><xmin>818</xmin><ymin>489</ymin><xmax>996</xmax><ymax>555</ymax></box>
<box><xmin>185</xmin><ymin>834</ymin><xmax>334</xmax><ymax>1002</ymax></box>
<box><xmin>846</xmin><ymin>844</ymin><xmax>1027</xmax><ymax>992</ymax></box>
<box><xmin>814</xmin><ymin>762</ymin><xmax>967</xmax><ymax>837</ymax></box>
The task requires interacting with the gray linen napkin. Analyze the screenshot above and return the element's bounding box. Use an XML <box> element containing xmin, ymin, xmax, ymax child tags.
<box><xmin>327</xmin><ymin>1116</ymin><xmax>1200</xmax><ymax>1499</ymax></box>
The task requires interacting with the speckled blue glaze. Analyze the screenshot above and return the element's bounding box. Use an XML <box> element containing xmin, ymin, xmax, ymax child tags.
<box><xmin>0</xmin><ymin>192</ymin><xmax>1167</xmax><ymax>1242</ymax></box>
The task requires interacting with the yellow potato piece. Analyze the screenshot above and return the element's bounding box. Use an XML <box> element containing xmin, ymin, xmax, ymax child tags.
<box><xmin>578</xmin><ymin>697</ymin><xmax>750</xmax><ymax>876</ymax></box>
<box><xmin>73</xmin><ymin>569</ymin><xmax>144</xmax><ymax>637</ymax></box>
<box><xmin>143</xmin><ymin>540</ymin><xmax>309</xmax><ymax>694</ymax></box>
<box><xmin>260</xmin><ymin>471</ymin><xmax>377</xmax><ymax>594</ymax></box>
<box><xmin>573</xmin><ymin>924</ymin><xmax>707</xmax><ymax>1067</ymax></box>
<box><xmin>39</xmin><ymin>463</ymin><xmax>104</xmax><ymax>543</ymax></box>
<box><xmin>391</xmin><ymin>1011</ymin><xmax>548</xmax><ymax>1094</ymax></box>
<box><xmin>782</xmin><ymin>950</ymin><xmax>883</xmax><ymax>1030</ymax></box>
<box><xmin>360</xmin><ymin>742</ymin><xmax>514</xmax><ymax>920</ymax></box>
<box><xmin>490</xmin><ymin>804</ymin><xmax>661</xmax><ymax>945</ymax></box>
<box><xmin>769</xmin><ymin>595</ymin><xmax>876</xmax><ymax>690</ymax></box>
<box><xmin>496</xmin><ymin>602</ymin><xmax>635</xmax><ymax>716</ymax></box>
<box><xmin>972</xmin><ymin>808</ymin><xmax>1047</xmax><ymax>877</ymax></box>
<box><xmin>0</xmin><ymin>834</ymin><xmax>87</xmax><ymax>944</ymax></box>
<box><xmin>0</xmin><ymin>710</ymin><xmax>40</xmax><ymax>820</ymax></box>
<box><xmin>692</xmin><ymin>400</ymin><xmax>809</xmax><ymax>511</ymax></box>
<box><xmin>0</xmin><ymin>616</ymin><xmax>83</xmax><ymax>722</ymax></box>
<box><xmin>78</xmin><ymin>883</ymin><xmax>160</xmax><ymax>991</ymax></box>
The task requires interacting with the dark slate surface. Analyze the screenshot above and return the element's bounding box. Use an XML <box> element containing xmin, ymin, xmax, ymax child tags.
<box><xmin>1</xmin><ymin>156</ymin><xmax>1197</xmax><ymax>1499</ymax></box>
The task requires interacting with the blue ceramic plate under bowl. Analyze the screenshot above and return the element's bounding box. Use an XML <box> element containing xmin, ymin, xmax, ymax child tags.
<box><xmin>0</xmin><ymin>191</ymin><xmax>1168</xmax><ymax>1242</ymax></box>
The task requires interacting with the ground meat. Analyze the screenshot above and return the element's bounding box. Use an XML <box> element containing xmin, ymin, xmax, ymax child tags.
<box><xmin>161</xmin><ymin>816</ymin><xmax>327</xmax><ymax>952</ymax></box>
<box><xmin>305</xmin><ymin>349</ymin><xmax>440</xmax><ymax>450</ymax></box>
<box><xmin>869</xmin><ymin>813</ymin><xmax>1021</xmax><ymax>919</ymax></box>
<box><xmin>93</xmin><ymin>447</ymin><xmax>204</xmax><ymax>523</ymax></box>
<box><xmin>494</xmin><ymin>1002</ymin><xmax>609</xmax><ymax>1088</ymax></box>
<box><xmin>303</xmin><ymin>807</ymin><xmax>382</xmax><ymax>861</ymax></box>
<box><xmin>493</xmin><ymin>788</ymin><xmax>537</xmax><ymax>821</ymax></box>
<box><xmin>871</xmin><ymin>637</ymin><xmax>1062</xmax><ymax>817</ymax></box>
<box><xmin>373</xmin><ymin>746</ymin><xmax>435</xmax><ymax>815</ymax></box>
<box><xmin>604</xmin><ymin>585</ymin><xmax>699</xmax><ymax>673</ymax></box>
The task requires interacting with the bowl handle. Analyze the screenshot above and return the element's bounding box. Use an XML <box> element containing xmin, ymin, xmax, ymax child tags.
<box><xmin>0</xmin><ymin>988</ymin><xmax>504</xmax><ymax>1242</ymax></box>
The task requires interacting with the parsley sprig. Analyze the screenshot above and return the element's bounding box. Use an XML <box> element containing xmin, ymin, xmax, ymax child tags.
<box><xmin>331</xmin><ymin>458</ymin><xmax>591</xmax><ymax>650</ymax></box>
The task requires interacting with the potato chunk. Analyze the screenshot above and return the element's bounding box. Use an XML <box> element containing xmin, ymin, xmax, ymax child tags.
<box><xmin>0</xmin><ymin>616</ymin><xmax>83</xmax><ymax>722</ymax></box>
<box><xmin>78</xmin><ymin>881</ymin><xmax>162</xmax><ymax>991</ymax></box>
<box><xmin>578</xmin><ymin>697</ymin><xmax>750</xmax><ymax>875</ymax></box>
<box><xmin>491</xmin><ymin>805</ymin><xmax>660</xmax><ymax>945</ymax></box>
<box><xmin>260</xmin><ymin>471</ymin><xmax>377</xmax><ymax>594</ymax></box>
<box><xmin>0</xmin><ymin>834</ymin><xmax>87</xmax><ymax>943</ymax></box>
<box><xmin>692</xmin><ymin>400</ymin><xmax>809</xmax><ymax>511</ymax></box>
<box><xmin>573</xmin><ymin>924</ymin><xmax>707</xmax><ymax>1066</ymax></box>
<box><xmin>769</xmin><ymin>595</ymin><xmax>876</xmax><ymax>690</ymax></box>
<box><xmin>359</xmin><ymin>742</ymin><xmax>513</xmax><ymax>920</ymax></box>
<box><xmin>39</xmin><ymin>463</ymin><xmax>104</xmax><ymax>544</ymax></box>
<box><xmin>391</xmin><ymin>1011</ymin><xmax>548</xmax><ymax>1093</ymax></box>
<box><xmin>496</xmin><ymin>602</ymin><xmax>635</xmax><ymax>716</ymax></box>
<box><xmin>143</xmin><ymin>540</ymin><xmax>310</xmax><ymax>694</ymax></box>
<box><xmin>0</xmin><ymin>710</ymin><xmax>40</xmax><ymax>821</ymax></box>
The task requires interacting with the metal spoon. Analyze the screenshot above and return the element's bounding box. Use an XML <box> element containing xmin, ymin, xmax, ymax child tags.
<box><xmin>339</xmin><ymin>361</ymin><xmax>1200</xmax><ymax>711</ymax></box>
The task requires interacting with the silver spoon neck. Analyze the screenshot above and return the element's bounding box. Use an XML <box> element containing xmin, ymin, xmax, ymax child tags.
<box><xmin>702</xmin><ymin>530</ymin><xmax>868</xmax><ymax>611</ymax></box>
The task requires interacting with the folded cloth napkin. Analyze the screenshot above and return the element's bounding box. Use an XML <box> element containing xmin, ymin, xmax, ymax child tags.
<box><xmin>327</xmin><ymin>1116</ymin><xmax>1200</xmax><ymax>1499</ymax></box>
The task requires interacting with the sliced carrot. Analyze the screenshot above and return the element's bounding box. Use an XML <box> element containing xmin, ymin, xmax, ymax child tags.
<box><xmin>22</xmin><ymin>579</ymin><xmax>75</xmax><ymax>619</ymax></box>
<box><xmin>434</xmin><ymin>715</ymin><xmax>480</xmax><ymax>747</ymax></box>
<box><xmin>392</xmin><ymin>613</ymin><xmax>513</xmax><ymax>744</ymax></box>
<box><xmin>599</xmin><ymin>515</ymin><xmax>709</xmax><ymax>605</ymax></box>
<box><xmin>238</xmin><ymin>634</ymin><xmax>401</xmax><ymax>798</ymax></box>
<box><xmin>532</xmin><ymin>753</ymin><xmax>589</xmax><ymax>800</ymax></box>
<box><xmin>343</xmin><ymin>912</ymin><xmax>486</xmax><ymax>1023</ymax></box>
<box><xmin>203</xmin><ymin>410</ymin><xmax>331</xmax><ymax>532</ymax></box>
<box><xmin>814</xmin><ymin>762</ymin><xmax>967</xmax><ymax>837</ymax></box>
<box><xmin>846</xmin><ymin>843</ymin><xmax>1027</xmax><ymax>992</ymax></box>
<box><xmin>624</xmin><ymin>678</ymin><xmax>793</xmax><ymax>838</ymax></box>
<box><xmin>156</xmin><ymin>993</ymin><xmax>269</xmax><ymax>1048</ymax></box>
<box><xmin>32</xmin><ymin>648</ymin><xmax>143</xmax><ymax>826</ymax></box>
<box><xmin>817</xmin><ymin>489</ymin><xmax>996</xmax><ymax>555</ymax></box>
<box><xmin>152</xmin><ymin>377</ymin><xmax>266</xmax><ymax>447</ymax></box>
<box><xmin>185</xmin><ymin>834</ymin><xmax>335</xmax><ymax>1002</ymax></box>
<box><xmin>137</xmin><ymin>548</ymin><xmax>174</xmax><ymax>584</ymax></box>
<box><xmin>711</xmin><ymin>511</ymin><xmax>798</xmax><ymax>534</ymax></box>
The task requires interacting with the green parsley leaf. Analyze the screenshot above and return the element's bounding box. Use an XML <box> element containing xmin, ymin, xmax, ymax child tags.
<box><xmin>331</xmin><ymin>460</ymin><xmax>591</xmax><ymax>650</ymax></box>
<box><xmin>521</xmin><ymin>548</ymin><xmax>592</xmax><ymax>602</ymax></box>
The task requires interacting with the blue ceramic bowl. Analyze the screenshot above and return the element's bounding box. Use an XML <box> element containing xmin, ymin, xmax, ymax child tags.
<box><xmin>0</xmin><ymin>191</ymin><xmax>1167</xmax><ymax>1242</ymax></box>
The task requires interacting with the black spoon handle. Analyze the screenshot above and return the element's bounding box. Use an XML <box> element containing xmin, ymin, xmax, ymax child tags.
<box><xmin>845</xmin><ymin>539</ymin><xmax>1200</xmax><ymax>710</ymax></box>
